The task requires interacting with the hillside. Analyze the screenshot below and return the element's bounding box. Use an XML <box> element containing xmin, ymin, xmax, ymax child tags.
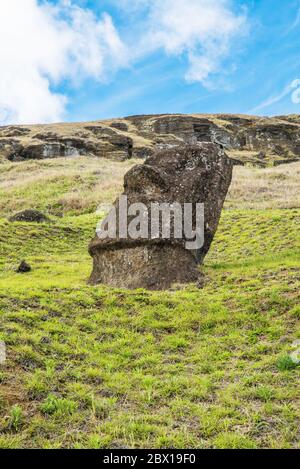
<box><xmin>0</xmin><ymin>154</ymin><xmax>299</xmax><ymax>449</ymax></box>
<box><xmin>0</xmin><ymin>157</ymin><xmax>299</xmax><ymax>218</ymax></box>
<box><xmin>2</xmin><ymin>114</ymin><xmax>300</xmax><ymax>166</ymax></box>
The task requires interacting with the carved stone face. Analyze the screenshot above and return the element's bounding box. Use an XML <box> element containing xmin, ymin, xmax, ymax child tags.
<box><xmin>89</xmin><ymin>143</ymin><xmax>233</xmax><ymax>290</ymax></box>
<box><xmin>124</xmin><ymin>144</ymin><xmax>231</xmax><ymax>205</ymax></box>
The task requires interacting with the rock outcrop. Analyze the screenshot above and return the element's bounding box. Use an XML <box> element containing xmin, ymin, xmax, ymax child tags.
<box><xmin>89</xmin><ymin>143</ymin><xmax>233</xmax><ymax>290</ymax></box>
<box><xmin>1</xmin><ymin>114</ymin><xmax>300</xmax><ymax>165</ymax></box>
<box><xmin>9</xmin><ymin>209</ymin><xmax>49</xmax><ymax>223</ymax></box>
<box><xmin>17</xmin><ymin>260</ymin><xmax>32</xmax><ymax>273</ymax></box>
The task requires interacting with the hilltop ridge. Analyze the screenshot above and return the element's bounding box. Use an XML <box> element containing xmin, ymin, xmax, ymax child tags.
<box><xmin>1</xmin><ymin>113</ymin><xmax>300</xmax><ymax>166</ymax></box>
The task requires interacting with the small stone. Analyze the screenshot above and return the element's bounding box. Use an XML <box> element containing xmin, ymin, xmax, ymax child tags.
<box><xmin>292</xmin><ymin>339</ymin><xmax>300</xmax><ymax>348</ymax></box>
<box><xmin>0</xmin><ymin>341</ymin><xmax>6</xmax><ymax>365</ymax></box>
<box><xmin>9</xmin><ymin>209</ymin><xmax>49</xmax><ymax>223</ymax></box>
<box><xmin>290</xmin><ymin>349</ymin><xmax>300</xmax><ymax>365</ymax></box>
<box><xmin>17</xmin><ymin>261</ymin><xmax>31</xmax><ymax>273</ymax></box>
<box><xmin>257</xmin><ymin>151</ymin><xmax>266</xmax><ymax>160</ymax></box>
<box><xmin>290</xmin><ymin>340</ymin><xmax>300</xmax><ymax>365</ymax></box>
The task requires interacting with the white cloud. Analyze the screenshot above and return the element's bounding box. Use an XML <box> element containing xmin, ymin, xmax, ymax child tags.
<box><xmin>291</xmin><ymin>78</ymin><xmax>300</xmax><ymax>104</ymax></box>
<box><xmin>0</xmin><ymin>0</ymin><xmax>247</xmax><ymax>125</ymax></box>
<box><xmin>289</xmin><ymin>7</ymin><xmax>300</xmax><ymax>31</ymax></box>
<box><xmin>0</xmin><ymin>0</ymin><xmax>127</xmax><ymax>125</ymax></box>
<box><xmin>117</xmin><ymin>0</ymin><xmax>247</xmax><ymax>86</ymax></box>
<box><xmin>250</xmin><ymin>79</ymin><xmax>300</xmax><ymax>113</ymax></box>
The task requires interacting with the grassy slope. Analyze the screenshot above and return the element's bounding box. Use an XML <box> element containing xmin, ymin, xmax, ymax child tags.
<box><xmin>0</xmin><ymin>159</ymin><xmax>299</xmax><ymax>449</ymax></box>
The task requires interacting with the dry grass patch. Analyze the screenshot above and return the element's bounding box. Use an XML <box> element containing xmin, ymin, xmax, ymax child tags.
<box><xmin>226</xmin><ymin>162</ymin><xmax>300</xmax><ymax>210</ymax></box>
<box><xmin>0</xmin><ymin>156</ymin><xmax>137</xmax><ymax>216</ymax></box>
<box><xmin>1</xmin><ymin>155</ymin><xmax>300</xmax><ymax>217</ymax></box>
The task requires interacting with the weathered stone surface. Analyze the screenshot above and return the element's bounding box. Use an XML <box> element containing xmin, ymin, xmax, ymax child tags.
<box><xmin>132</xmin><ymin>147</ymin><xmax>154</xmax><ymax>159</ymax></box>
<box><xmin>1</xmin><ymin>125</ymin><xmax>134</xmax><ymax>162</ymax></box>
<box><xmin>9</xmin><ymin>209</ymin><xmax>49</xmax><ymax>223</ymax></box>
<box><xmin>89</xmin><ymin>143</ymin><xmax>233</xmax><ymax>290</ymax></box>
<box><xmin>1</xmin><ymin>114</ymin><xmax>300</xmax><ymax>165</ymax></box>
<box><xmin>0</xmin><ymin>126</ymin><xmax>30</xmax><ymax>137</ymax></box>
<box><xmin>17</xmin><ymin>260</ymin><xmax>32</xmax><ymax>273</ymax></box>
<box><xmin>110</xmin><ymin>122</ymin><xmax>129</xmax><ymax>132</ymax></box>
<box><xmin>273</xmin><ymin>158</ymin><xmax>300</xmax><ymax>166</ymax></box>
<box><xmin>0</xmin><ymin>341</ymin><xmax>6</xmax><ymax>365</ymax></box>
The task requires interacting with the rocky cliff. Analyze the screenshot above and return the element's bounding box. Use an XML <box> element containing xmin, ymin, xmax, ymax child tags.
<box><xmin>1</xmin><ymin>113</ymin><xmax>300</xmax><ymax>166</ymax></box>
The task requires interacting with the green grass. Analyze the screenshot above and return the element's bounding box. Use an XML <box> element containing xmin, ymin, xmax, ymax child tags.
<box><xmin>0</xmin><ymin>157</ymin><xmax>134</xmax><ymax>217</ymax></box>
<box><xmin>0</xmin><ymin>207</ymin><xmax>299</xmax><ymax>449</ymax></box>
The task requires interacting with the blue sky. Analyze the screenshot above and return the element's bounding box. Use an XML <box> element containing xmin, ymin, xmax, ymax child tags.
<box><xmin>1</xmin><ymin>0</ymin><xmax>300</xmax><ymax>124</ymax></box>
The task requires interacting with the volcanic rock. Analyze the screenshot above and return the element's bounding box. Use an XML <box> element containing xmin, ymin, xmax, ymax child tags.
<box><xmin>9</xmin><ymin>209</ymin><xmax>50</xmax><ymax>223</ymax></box>
<box><xmin>89</xmin><ymin>143</ymin><xmax>233</xmax><ymax>290</ymax></box>
<box><xmin>1</xmin><ymin>114</ymin><xmax>300</xmax><ymax>165</ymax></box>
<box><xmin>17</xmin><ymin>261</ymin><xmax>32</xmax><ymax>273</ymax></box>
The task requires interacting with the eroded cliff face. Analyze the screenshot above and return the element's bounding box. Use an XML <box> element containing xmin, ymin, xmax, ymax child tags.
<box><xmin>0</xmin><ymin>123</ymin><xmax>133</xmax><ymax>162</ymax></box>
<box><xmin>1</xmin><ymin>114</ymin><xmax>300</xmax><ymax>165</ymax></box>
<box><xmin>125</xmin><ymin>114</ymin><xmax>300</xmax><ymax>165</ymax></box>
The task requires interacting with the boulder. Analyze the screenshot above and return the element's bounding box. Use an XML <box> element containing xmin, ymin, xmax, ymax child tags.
<box><xmin>110</xmin><ymin>122</ymin><xmax>129</xmax><ymax>132</ymax></box>
<box><xmin>0</xmin><ymin>341</ymin><xmax>6</xmax><ymax>364</ymax></box>
<box><xmin>89</xmin><ymin>143</ymin><xmax>233</xmax><ymax>290</ymax></box>
<box><xmin>9</xmin><ymin>209</ymin><xmax>50</xmax><ymax>223</ymax></box>
<box><xmin>17</xmin><ymin>261</ymin><xmax>31</xmax><ymax>273</ymax></box>
<box><xmin>132</xmin><ymin>147</ymin><xmax>154</xmax><ymax>159</ymax></box>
